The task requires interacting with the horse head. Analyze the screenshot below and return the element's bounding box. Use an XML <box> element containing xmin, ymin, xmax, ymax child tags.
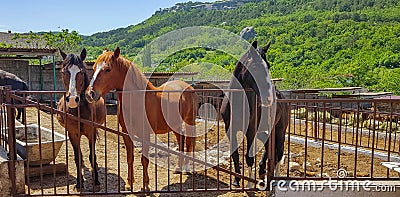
<box><xmin>60</xmin><ymin>48</ymin><xmax>88</xmax><ymax>108</ymax></box>
<box><xmin>86</xmin><ymin>47</ymin><xmax>124</xmax><ymax>103</ymax></box>
<box><xmin>234</xmin><ymin>41</ymin><xmax>274</xmax><ymax>107</ymax></box>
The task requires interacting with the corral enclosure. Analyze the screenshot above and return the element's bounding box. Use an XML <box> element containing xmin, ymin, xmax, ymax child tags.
<box><xmin>0</xmin><ymin>88</ymin><xmax>400</xmax><ymax>196</ymax></box>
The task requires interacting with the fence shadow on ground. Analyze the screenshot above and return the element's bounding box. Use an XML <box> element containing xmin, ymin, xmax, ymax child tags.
<box><xmin>26</xmin><ymin>166</ymin><xmax>126</xmax><ymax>194</ymax></box>
<box><xmin>159</xmin><ymin>172</ymin><xmax>230</xmax><ymax>196</ymax></box>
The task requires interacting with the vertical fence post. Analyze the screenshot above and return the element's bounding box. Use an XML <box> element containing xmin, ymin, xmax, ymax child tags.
<box><xmin>266</xmin><ymin>116</ymin><xmax>276</xmax><ymax>191</ymax></box>
<box><xmin>5</xmin><ymin>86</ymin><xmax>17</xmax><ymax>195</ymax></box>
<box><xmin>314</xmin><ymin>104</ymin><xmax>318</xmax><ymax>139</ymax></box>
<box><xmin>0</xmin><ymin>87</ymin><xmax>4</xmax><ymax>148</ymax></box>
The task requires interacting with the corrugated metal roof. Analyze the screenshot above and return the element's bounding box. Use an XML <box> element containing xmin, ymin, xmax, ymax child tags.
<box><xmin>0</xmin><ymin>32</ymin><xmax>56</xmax><ymax>57</ymax></box>
<box><xmin>0</xmin><ymin>32</ymin><xmax>48</xmax><ymax>48</ymax></box>
<box><xmin>0</xmin><ymin>47</ymin><xmax>57</xmax><ymax>57</ymax></box>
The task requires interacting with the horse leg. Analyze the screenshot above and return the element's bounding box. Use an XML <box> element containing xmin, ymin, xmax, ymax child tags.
<box><xmin>227</xmin><ymin>128</ymin><xmax>241</xmax><ymax>187</ymax></box>
<box><xmin>70</xmin><ymin>134</ymin><xmax>84</xmax><ymax>190</ymax></box>
<box><xmin>141</xmin><ymin>132</ymin><xmax>150</xmax><ymax>191</ymax></box>
<box><xmin>245</xmin><ymin>126</ymin><xmax>256</xmax><ymax>188</ymax></box>
<box><xmin>184</xmin><ymin>127</ymin><xmax>195</xmax><ymax>174</ymax></box>
<box><xmin>122</xmin><ymin>134</ymin><xmax>134</xmax><ymax>191</ymax></box>
<box><xmin>87</xmin><ymin>129</ymin><xmax>101</xmax><ymax>189</ymax></box>
<box><xmin>173</xmin><ymin>131</ymin><xmax>185</xmax><ymax>173</ymax></box>
<box><xmin>21</xmin><ymin>107</ymin><xmax>25</xmax><ymax>125</ymax></box>
<box><xmin>258</xmin><ymin>137</ymin><xmax>269</xmax><ymax>181</ymax></box>
<box><xmin>259</xmin><ymin>124</ymin><xmax>286</xmax><ymax>181</ymax></box>
<box><xmin>16</xmin><ymin>107</ymin><xmax>22</xmax><ymax>123</ymax></box>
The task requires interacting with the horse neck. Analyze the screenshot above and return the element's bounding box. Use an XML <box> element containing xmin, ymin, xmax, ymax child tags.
<box><xmin>81</xmin><ymin>70</ymin><xmax>90</xmax><ymax>97</ymax></box>
<box><xmin>118</xmin><ymin>57</ymin><xmax>156</xmax><ymax>91</ymax></box>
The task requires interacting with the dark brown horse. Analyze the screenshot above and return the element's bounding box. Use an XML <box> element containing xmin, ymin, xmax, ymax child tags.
<box><xmin>56</xmin><ymin>49</ymin><xmax>106</xmax><ymax>190</ymax></box>
<box><xmin>221</xmin><ymin>41</ymin><xmax>290</xmax><ymax>187</ymax></box>
<box><xmin>85</xmin><ymin>47</ymin><xmax>198</xmax><ymax>191</ymax></box>
<box><xmin>0</xmin><ymin>69</ymin><xmax>29</xmax><ymax>124</ymax></box>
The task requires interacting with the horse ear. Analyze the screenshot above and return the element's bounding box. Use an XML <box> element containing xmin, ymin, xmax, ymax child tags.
<box><xmin>103</xmin><ymin>48</ymin><xmax>108</xmax><ymax>54</ymax></box>
<box><xmin>262</xmin><ymin>41</ymin><xmax>271</xmax><ymax>53</ymax></box>
<box><xmin>251</xmin><ymin>40</ymin><xmax>257</xmax><ymax>49</ymax></box>
<box><xmin>113</xmin><ymin>47</ymin><xmax>120</xmax><ymax>59</ymax></box>
<box><xmin>59</xmin><ymin>48</ymin><xmax>67</xmax><ymax>60</ymax></box>
<box><xmin>80</xmin><ymin>48</ymin><xmax>87</xmax><ymax>61</ymax></box>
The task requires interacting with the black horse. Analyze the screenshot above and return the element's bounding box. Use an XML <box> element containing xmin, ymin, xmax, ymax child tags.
<box><xmin>0</xmin><ymin>69</ymin><xmax>29</xmax><ymax>124</ymax></box>
<box><xmin>221</xmin><ymin>41</ymin><xmax>290</xmax><ymax>187</ymax></box>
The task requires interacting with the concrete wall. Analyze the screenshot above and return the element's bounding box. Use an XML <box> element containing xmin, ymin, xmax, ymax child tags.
<box><xmin>0</xmin><ymin>60</ymin><xmax>190</xmax><ymax>101</ymax></box>
<box><xmin>0</xmin><ymin>60</ymin><xmax>103</xmax><ymax>101</ymax></box>
<box><xmin>0</xmin><ymin>60</ymin><xmax>61</xmax><ymax>91</ymax></box>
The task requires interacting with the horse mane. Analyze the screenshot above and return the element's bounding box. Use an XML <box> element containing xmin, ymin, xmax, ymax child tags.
<box><xmin>97</xmin><ymin>51</ymin><xmax>156</xmax><ymax>90</ymax></box>
<box><xmin>62</xmin><ymin>54</ymin><xmax>85</xmax><ymax>69</ymax></box>
<box><xmin>232</xmin><ymin>60</ymin><xmax>245</xmax><ymax>80</ymax></box>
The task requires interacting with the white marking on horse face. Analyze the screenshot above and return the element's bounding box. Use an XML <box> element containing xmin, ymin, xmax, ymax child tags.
<box><xmin>68</xmin><ymin>65</ymin><xmax>81</xmax><ymax>97</ymax></box>
<box><xmin>90</xmin><ymin>61</ymin><xmax>106</xmax><ymax>87</ymax></box>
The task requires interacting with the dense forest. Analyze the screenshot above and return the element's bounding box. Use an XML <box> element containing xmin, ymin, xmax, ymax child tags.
<box><xmin>61</xmin><ymin>0</ymin><xmax>400</xmax><ymax>94</ymax></box>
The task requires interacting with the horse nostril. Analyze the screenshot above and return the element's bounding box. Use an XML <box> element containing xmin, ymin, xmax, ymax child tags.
<box><xmin>75</xmin><ymin>97</ymin><xmax>80</xmax><ymax>103</ymax></box>
<box><xmin>90</xmin><ymin>90</ymin><xmax>96</xmax><ymax>99</ymax></box>
<box><xmin>66</xmin><ymin>96</ymin><xmax>70</xmax><ymax>102</ymax></box>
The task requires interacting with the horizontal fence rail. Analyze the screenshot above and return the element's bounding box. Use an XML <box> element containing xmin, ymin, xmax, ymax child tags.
<box><xmin>0</xmin><ymin>88</ymin><xmax>399</xmax><ymax>196</ymax></box>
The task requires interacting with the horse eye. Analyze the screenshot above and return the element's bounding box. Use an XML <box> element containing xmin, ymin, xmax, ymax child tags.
<box><xmin>105</xmin><ymin>68</ymin><xmax>111</xmax><ymax>72</ymax></box>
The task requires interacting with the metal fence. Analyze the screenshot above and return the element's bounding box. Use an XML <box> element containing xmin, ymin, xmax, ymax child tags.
<box><xmin>0</xmin><ymin>88</ymin><xmax>399</xmax><ymax>196</ymax></box>
<box><xmin>281</xmin><ymin>98</ymin><xmax>400</xmax><ymax>181</ymax></box>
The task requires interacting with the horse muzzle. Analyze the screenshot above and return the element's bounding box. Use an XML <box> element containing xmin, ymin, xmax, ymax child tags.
<box><xmin>85</xmin><ymin>88</ymin><xmax>101</xmax><ymax>103</ymax></box>
<box><xmin>66</xmin><ymin>95</ymin><xmax>80</xmax><ymax>108</ymax></box>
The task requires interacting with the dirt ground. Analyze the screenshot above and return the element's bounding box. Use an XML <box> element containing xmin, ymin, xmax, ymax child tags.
<box><xmin>18</xmin><ymin>107</ymin><xmax>400</xmax><ymax>196</ymax></box>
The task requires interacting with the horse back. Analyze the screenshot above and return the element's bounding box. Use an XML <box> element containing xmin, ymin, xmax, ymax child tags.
<box><xmin>150</xmin><ymin>80</ymin><xmax>198</xmax><ymax>130</ymax></box>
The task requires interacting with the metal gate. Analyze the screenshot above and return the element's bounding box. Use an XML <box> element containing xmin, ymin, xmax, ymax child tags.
<box><xmin>1</xmin><ymin>87</ymin><xmax>399</xmax><ymax>196</ymax></box>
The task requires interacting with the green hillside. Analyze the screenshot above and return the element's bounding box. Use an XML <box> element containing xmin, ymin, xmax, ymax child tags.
<box><xmin>82</xmin><ymin>0</ymin><xmax>400</xmax><ymax>94</ymax></box>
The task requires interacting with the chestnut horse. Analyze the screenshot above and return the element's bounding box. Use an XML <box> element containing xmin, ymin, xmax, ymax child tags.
<box><xmin>57</xmin><ymin>49</ymin><xmax>106</xmax><ymax>190</ymax></box>
<box><xmin>85</xmin><ymin>47</ymin><xmax>198</xmax><ymax>190</ymax></box>
<box><xmin>221</xmin><ymin>41</ymin><xmax>290</xmax><ymax>187</ymax></box>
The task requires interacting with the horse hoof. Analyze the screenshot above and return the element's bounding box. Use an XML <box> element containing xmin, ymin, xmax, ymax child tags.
<box><xmin>125</xmin><ymin>184</ymin><xmax>132</xmax><ymax>191</ymax></box>
<box><xmin>74</xmin><ymin>185</ymin><xmax>83</xmax><ymax>192</ymax></box>
<box><xmin>141</xmin><ymin>186</ymin><xmax>151</xmax><ymax>191</ymax></box>
<box><xmin>232</xmin><ymin>180</ymin><xmax>240</xmax><ymax>187</ymax></box>
<box><xmin>141</xmin><ymin>186</ymin><xmax>151</xmax><ymax>195</ymax></box>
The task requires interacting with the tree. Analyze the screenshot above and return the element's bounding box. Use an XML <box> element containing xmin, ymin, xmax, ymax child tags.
<box><xmin>43</xmin><ymin>29</ymin><xmax>82</xmax><ymax>51</ymax></box>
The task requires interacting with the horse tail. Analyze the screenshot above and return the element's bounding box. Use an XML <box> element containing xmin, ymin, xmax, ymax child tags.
<box><xmin>274</xmin><ymin>122</ymin><xmax>286</xmax><ymax>164</ymax></box>
<box><xmin>274</xmin><ymin>92</ymin><xmax>290</xmax><ymax>165</ymax></box>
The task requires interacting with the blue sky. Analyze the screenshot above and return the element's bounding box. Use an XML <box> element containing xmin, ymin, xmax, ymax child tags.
<box><xmin>1</xmin><ymin>0</ymin><xmax>214</xmax><ymax>35</ymax></box>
